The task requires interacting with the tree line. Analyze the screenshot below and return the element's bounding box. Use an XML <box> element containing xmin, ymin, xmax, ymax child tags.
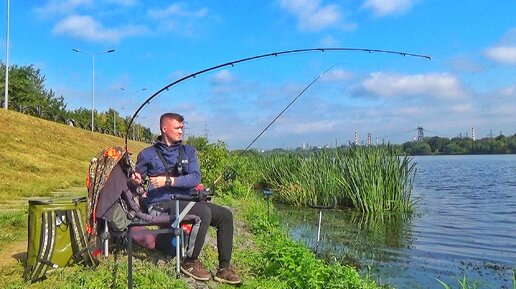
<box><xmin>400</xmin><ymin>135</ymin><xmax>516</xmax><ymax>155</ymax></box>
<box><xmin>0</xmin><ymin>63</ymin><xmax>152</xmax><ymax>142</ymax></box>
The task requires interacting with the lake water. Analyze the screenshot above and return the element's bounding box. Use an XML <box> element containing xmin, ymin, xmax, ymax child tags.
<box><xmin>276</xmin><ymin>155</ymin><xmax>516</xmax><ymax>289</ymax></box>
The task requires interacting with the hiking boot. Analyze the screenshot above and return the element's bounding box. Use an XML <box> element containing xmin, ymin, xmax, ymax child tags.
<box><xmin>214</xmin><ymin>266</ymin><xmax>242</xmax><ymax>285</ymax></box>
<box><xmin>180</xmin><ymin>259</ymin><xmax>211</xmax><ymax>281</ymax></box>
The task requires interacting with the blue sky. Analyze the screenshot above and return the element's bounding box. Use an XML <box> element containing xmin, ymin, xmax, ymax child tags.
<box><xmin>1</xmin><ymin>0</ymin><xmax>515</xmax><ymax>149</ymax></box>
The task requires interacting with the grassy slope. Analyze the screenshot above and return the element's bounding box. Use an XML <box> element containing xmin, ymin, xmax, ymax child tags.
<box><xmin>0</xmin><ymin>109</ymin><xmax>148</xmax><ymax>202</ymax></box>
<box><xmin>0</xmin><ymin>109</ymin><xmax>149</xmax><ymax>282</ymax></box>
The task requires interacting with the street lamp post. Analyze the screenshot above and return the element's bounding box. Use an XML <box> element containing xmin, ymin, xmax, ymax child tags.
<box><xmin>4</xmin><ymin>0</ymin><xmax>10</xmax><ymax>109</ymax></box>
<box><xmin>72</xmin><ymin>48</ymin><xmax>115</xmax><ymax>132</ymax></box>
<box><xmin>113</xmin><ymin>107</ymin><xmax>126</xmax><ymax>136</ymax></box>
<box><xmin>113</xmin><ymin>110</ymin><xmax>116</xmax><ymax>135</ymax></box>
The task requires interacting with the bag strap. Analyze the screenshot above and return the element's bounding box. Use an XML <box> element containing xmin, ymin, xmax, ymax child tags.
<box><xmin>26</xmin><ymin>211</ymin><xmax>57</xmax><ymax>283</ymax></box>
<box><xmin>67</xmin><ymin>209</ymin><xmax>98</xmax><ymax>267</ymax></box>
<box><xmin>154</xmin><ymin>144</ymin><xmax>187</xmax><ymax>176</ymax></box>
<box><xmin>177</xmin><ymin>145</ymin><xmax>186</xmax><ymax>175</ymax></box>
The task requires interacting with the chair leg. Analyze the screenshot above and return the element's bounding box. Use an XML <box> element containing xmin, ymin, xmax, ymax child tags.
<box><xmin>103</xmin><ymin>220</ymin><xmax>109</xmax><ymax>257</ymax></box>
<box><xmin>128</xmin><ymin>228</ymin><xmax>133</xmax><ymax>289</ymax></box>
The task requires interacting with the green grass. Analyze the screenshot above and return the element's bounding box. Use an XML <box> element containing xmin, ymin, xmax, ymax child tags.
<box><xmin>0</xmin><ymin>210</ymin><xmax>27</xmax><ymax>248</ymax></box>
<box><xmin>0</xmin><ymin>109</ymin><xmax>148</xmax><ymax>201</ymax></box>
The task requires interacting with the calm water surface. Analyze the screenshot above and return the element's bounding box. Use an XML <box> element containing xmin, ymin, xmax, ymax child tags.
<box><xmin>276</xmin><ymin>155</ymin><xmax>516</xmax><ymax>289</ymax></box>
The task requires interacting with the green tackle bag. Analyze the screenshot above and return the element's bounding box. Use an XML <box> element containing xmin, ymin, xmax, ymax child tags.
<box><xmin>24</xmin><ymin>196</ymin><xmax>98</xmax><ymax>283</ymax></box>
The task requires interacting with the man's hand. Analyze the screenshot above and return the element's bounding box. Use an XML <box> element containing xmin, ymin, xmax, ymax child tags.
<box><xmin>150</xmin><ymin>176</ymin><xmax>174</xmax><ymax>188</ymax></box>
<box><xmin>130</xmin><ymin>172</ymin><xmax>143</xmax><ymax>185</ymax></box>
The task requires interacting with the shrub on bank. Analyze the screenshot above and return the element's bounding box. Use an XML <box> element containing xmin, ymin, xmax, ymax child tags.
<box><xmin>239</xmin><ymin>193</ymin><xmax>382</xmax><ymax>289</ymax></box>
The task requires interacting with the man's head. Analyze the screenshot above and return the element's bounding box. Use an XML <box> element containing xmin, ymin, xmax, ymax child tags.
<box><xmin>160</xmin><ymin>113</ymin><xmax>184</xmax><ymax>144</ymax></box>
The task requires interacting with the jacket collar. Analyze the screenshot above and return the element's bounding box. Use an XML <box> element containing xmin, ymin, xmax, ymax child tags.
<box><xmin>155</xmin><ymin>135</ymin><xmax>182</xmax><ymax>149</ymax></box>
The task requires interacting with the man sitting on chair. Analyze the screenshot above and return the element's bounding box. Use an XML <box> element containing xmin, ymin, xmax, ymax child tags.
<box><xmin>130</xmin><ymin>112</ymin><xmax>241</xmax><ymax>285</ymax></box>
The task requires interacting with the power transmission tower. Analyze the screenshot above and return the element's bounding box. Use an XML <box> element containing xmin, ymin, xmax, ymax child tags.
<box><xmin>202</xmin><ymin>123</ymin><xmax>210</xmax><ymax>141</ymax></box>
<box><xmin>417</xmin><ymin>127</ymin><xmax>424</xmax><ymax>141</ymax></box>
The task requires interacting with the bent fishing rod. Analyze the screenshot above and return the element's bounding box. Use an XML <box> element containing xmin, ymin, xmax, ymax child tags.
<box><xmin>123</xmin><ymin>47</ymin><xmax>431</xmax><ymax>149</ymax></box>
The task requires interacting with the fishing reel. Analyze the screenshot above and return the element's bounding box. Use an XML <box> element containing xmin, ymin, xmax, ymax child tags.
<box><xmin>190</xmin><ymin>185</ymin><xmax>213</xmax><ymax>202</ymax></box>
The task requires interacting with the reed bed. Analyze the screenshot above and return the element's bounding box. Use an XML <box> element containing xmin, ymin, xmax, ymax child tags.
<box><xmin>243</xmin><ymin>146</ymin><xmax>416</xmax><ymax>213</ymax></box>
<box><xmin>340</xmin><ymin>146</ymin><xmax>416</xmax><ymax>213</ymax></box>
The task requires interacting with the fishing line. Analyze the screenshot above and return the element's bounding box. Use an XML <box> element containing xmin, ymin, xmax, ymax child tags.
<box><xmin>124</xmin><ymin>47</ymin><xmax>431</xmax><ymax>150</ymax></box>
<box><xmin>211</xmin><ymin>64</ymin><xmax>339</xmax><ymax>186</ymax></box>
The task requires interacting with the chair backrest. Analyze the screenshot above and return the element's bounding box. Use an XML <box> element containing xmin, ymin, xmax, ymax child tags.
<box><xmin>86</xmin><ymin>147</ymin><xmax>174</xmax><ymax>251</ymax></box>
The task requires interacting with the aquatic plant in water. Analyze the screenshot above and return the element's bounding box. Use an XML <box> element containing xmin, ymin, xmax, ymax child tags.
<box><xmin>251</xmin><ymin>145</ymin><xmax>416</xmax><ymax>213</ymax></box>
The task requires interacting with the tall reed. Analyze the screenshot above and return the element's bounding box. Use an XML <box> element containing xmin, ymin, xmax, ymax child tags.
<box><xmin>340</xmin><ymin>146</ymin><xmax>416</xmax><ymax>213</ymax></box>
<box><xmin>256</xmin><ymin>151</ymin><xmax>345</xmax><ymax>207</ymax></box>
<box><xmin>244</xmin><ymin>145</ymin><xmax>415</xmax><ymax>213</ymax></box>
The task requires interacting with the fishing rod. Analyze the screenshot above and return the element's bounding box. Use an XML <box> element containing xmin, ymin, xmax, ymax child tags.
<box><xmin>123</xmin><ymin>47</ymin><xmax>431</xmax><ymax>149</ymax></box>
<box><xmin>211</xmin><ymin>64</ymin><xmax>338</xmax><ymax>186</ymax></box>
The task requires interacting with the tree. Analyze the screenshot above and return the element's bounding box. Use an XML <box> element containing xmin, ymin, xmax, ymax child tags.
<box><xmin>507</xmin><ymin>138</ymin><xmax>516</xmax><ymax>153</ymax></box>
<box><xmin>185</xmin><ymin>136</ymin><xmax>229</xmax><ymax>186</ymax></box>
<box><xmin>410</xmin><ymin>142</ymin><xmax>432</xmax><ymax>155</ymax></box>
<box><xmin>443</xmin><ymin>143</ymin><xmax>463</xmax><ymax>154</ymax></box>
<box><xmin>0</xmin><ymin>63</ymin><xmax>67</xmax><ymax>121</ymax></box>
<box><xmin>426</xmin><ymin>136</ymin><xmax>449</xmax><ymax>153</ymax></box>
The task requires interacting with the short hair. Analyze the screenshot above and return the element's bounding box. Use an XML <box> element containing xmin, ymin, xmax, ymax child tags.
<box><xmin>160</xmin><ymin>112</ymin><xmax>184</xmax><ymax>128</ymax></box>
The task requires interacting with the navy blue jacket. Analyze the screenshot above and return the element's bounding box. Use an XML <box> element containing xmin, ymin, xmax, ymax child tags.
<box><xmin>135</xmin><ymin>138</ymin><xmax>201</xmax><ymax>204</ymax></box>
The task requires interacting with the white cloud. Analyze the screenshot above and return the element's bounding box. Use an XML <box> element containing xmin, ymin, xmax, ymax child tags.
<box><xmin>484</xmin><ymin>46</ymin><xmax>516</xmax><ymax>65</ymax></box>
<box><xmin>147</xmin><ymin>4</ymin><xmax>208</xmax><ymax>19</ymax></box>
<box><xmin>280</xmin><ymin>0</ymin><xmax>346</xmax><ymax>31</ymax></box>
<box><xmin>280</xmin><ymin>118</ymin><xmax>341</xmax><ymax>134</ymax></box>
<box><xmin>499</xmin><ymin>85</ymin><xmax>516</xmax><ymax>97</ymax></box>
<box><xmin>360</xmin><ymin>72</ymin><xmax>465</xmax><ymax>100</ymax></box>
<box><xmin>484</xmin><ymin>28</ymin><xmax>516</xmax><ymax>65</ymax></box>
<box><xmin>397</xmin><ymin>106</ymin><xmax>426</xmax><ymax>116</ymax></box>
<box><xmin>451</xmin><ymin>104</ymin><xmax>474</xmax><ymax>113</ymax></box>
<box><xmin>35</xmin><ymin>0</ymin><xmax>93</xmax><ymax>16</ymax></box>
<box><xmin>53</xmin><ymin>14</ymin><xmax>147</xmax><ymax>43</ymax></box>
<box><xmin>362</xmin><ymin>0</ymin><xmax>416</xmax><ymax>17</ymax></box>
<box><xmin>321</xmin><ymin>68</ymin><xmax>352</xmax><ymax>81</ymax></box>
<box><xmin>448</xmin><ymin>56</ymin><xmax>484</xmax><ymax>73</ymax></box>
<box><xmin>490</xmin><ymin>104</ymin><xmax>516</xmax><ymax>116</ymax></box>
<box><xmin>208</xmin><ymin>70</ymin><xmax>240</xmax><ymax>96</ymax></box>
<box><xmin>146</xmin><ymin>3</ymin><xmax>210</xmax><ymax>37</ymax></box>
<box><xmin>320</xmin><ymin>35</ymin><xmax>339</xmax><ymax>46</ymax></box>
<box><xmin>106</xmin><ymin>0</ymin><xmax>138</xmax><ymax>7</ymax></box>
<box><xmin>211</xmin><ymin>70</ymin><xmax>235</xmax><ymax>84</ymax></box>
